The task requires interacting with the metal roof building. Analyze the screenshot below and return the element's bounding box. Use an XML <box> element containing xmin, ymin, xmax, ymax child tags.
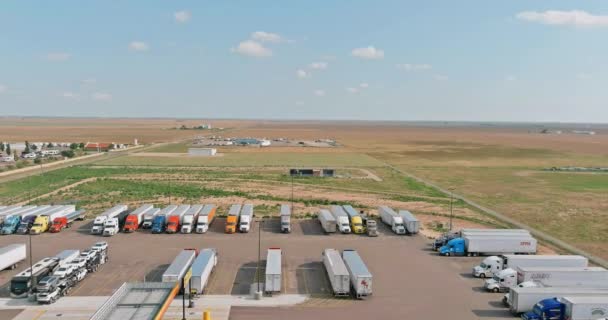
<box><xmin>90</xmin><ymin>282</ymin><xmax>177</xmax><ymax>320</ymax></box>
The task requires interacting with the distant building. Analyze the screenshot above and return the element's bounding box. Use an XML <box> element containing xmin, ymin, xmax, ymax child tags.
<box><xmin>289</xmin><ymin>168</ymin><xmax>335</xmax><ymax>177</ymax></box>
<box><xmin>84</xmin><ymin>142</ymin><xmax>112</xmax><ymax>152</ymax></box>
<box><xmin>233</xmin><ymin>138</ymin><xmax>271</xmax><ymax>147</ymax></box>
<box><xmin>188</xmin><ymin>148</ymin><xmax>217</xmax><ymax>156</ymax></box>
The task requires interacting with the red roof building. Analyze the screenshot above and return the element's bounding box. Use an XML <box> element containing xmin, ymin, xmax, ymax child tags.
<box><xmin>84</xmin><ymin>142</ymin><xmax>112</xmax><ymax>151</ymax></box>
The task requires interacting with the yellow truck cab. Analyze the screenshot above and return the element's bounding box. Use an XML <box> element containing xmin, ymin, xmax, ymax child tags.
<box><xmin>343</xmin><ymin>205</ymin><xmax>366</xmax><ymax>234</ymax></box>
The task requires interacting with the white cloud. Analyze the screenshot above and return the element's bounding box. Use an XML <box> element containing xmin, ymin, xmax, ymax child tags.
<box><xmin>174</xmin><ymin>10</ymin><xmax>191</xmax><ymax>23</ymax></box>
<box><xmin>351</xmin><ymin>46</ymin><xmax>384</xmax><ymax>60</ymax></box>
<box><xmin>251</xmin><ymin>31</ymin><xmax>283</xmax><ymax>43</ymax></box>
<box><xmin>296</xmin><ymin>69</ymin><xmax>309</xmax><ymax>79</ymax></box>
<box><xmin>359</xmin><ymin>83</ymin><xmax>369</xmax><ymax>88</ymax></box>
<box><xmin>576</xmin><ymin>73</ymin><xmax>592</xmax><ymax>80</ymax></box>
<box><xmin>129</xmin><ymin>41</ymin><xmax>149</xmax><ymax>52</ymax></box>
<box><xmin>505</xmin><ymin>75</ymin><xmax>517</xmax><ymax>82</ymax></box>
<box><xmin>516</xmin><ymin>10</ymin><xmax>608</xmax><ymax>27</ymax></box>
<box><xmin>46</xmin><ymin>52</ymin><xmax>71</xmax><ymax>62</ymax></box>
<box><xmin>313</xmin><ymin>89</ymin><xmax>325</xmax><ymax>97</ymax></box>
<box><xmin>59</xmin><ymin>92</ymin><xmax>78</xmax><ymax>99</ymax></box>
<box><xmin>0</xmin><ymin>84</ymin><xmax>6</xmax><ymax>93</ymax></box>
<box><xmin>92</xmin><ymin>92</ymin><xmax>112</xmax><ymax>101</ymax></box>
<box><xmin>309</xmin><ymin>62</ymin><xmax>328</xmax><ymax>70</ymax></box>
<box><xmin>232</xmin><ymin>40</ymin><xmax>272</xmax><ymax>57</ymax></box>
<box><xmin>396</xmin><ymin>63</ymin><xmax>432</xmax><ymax>71</ymax></box>
<box><xmin>346</xmin><ymin>87</ymin><xmax>358</xmax><ymax>94</ymax></box>
<box><xmin>434</xmin><ymin>75</ymin><xmax>449</xmax><ymax>81</ymax></box>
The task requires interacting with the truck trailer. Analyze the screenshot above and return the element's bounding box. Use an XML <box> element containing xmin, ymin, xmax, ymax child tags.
<box><xmin>473</xmin><ymin>255</ymin><xmax>588</xmax><ymax>278</ymax></box>
<box><xmin>398</xmin><ymin>210</ymin><xmax>420</xmax><ymax>235</ymax></box>
<box><xmin>190</xmin><ymin>248</ymin><xmax>217</xmax><ymax>295</ymax></box>
<box><xmin>329</xmin><ymin>205</ymin><xmax>351</xmax><ymax>233</ymax></box>
<box><xmin>6</xmin><ymin>206</ymin><xmax>53</xmax><ymax>235</ymax></box>
<box><xmin>30</xmin><ymin>205</ymin><xmax>77</xmax><ymax>234</ymax></box>
<box><xmin>522</xmin><ymin>296</ymin><xmax>608</xmax><ymax>320</ymax></box>
<box><xmin>280</xmin><ymin>204</ymin><xmax>291</xmax><ymax>233</ymax></box>
<box><xmin>1</xmin><ymin>206</ymin><xmax>41</xmax><ymax>234</ymax></box>
<box><xmin>196</xmin><ymin>205</ymin><xmax>216</xmax><ymax>234</ymax></box>
<box><xmin>141</xmin><ymin>207</ymin><xmax>162</xmax><ymax>229</ymax></box>
<box><xmin>123</xmin><ymin>204</ymin><xmax>154</xmax><ymax>232</ymax></box>
<box><xmin>509</xmin><ymin>286</ymin><xmax>608</xmax><ymax>315</ymax></box>
<box><xmin>432</xmin><ymin>228</ymin><xmax>531</xmax><ymax>250</ymax></box>
<box><xmin>49</xmin><ymin>209</ymin><xmax>85</xmax><ymax>233</ymax></box>
<box><xmin>166</xmin><ymin>205</ymin><xmax>191</xmax><ymax>234</ymax></box>
<box><xmin>440</xmin><ymin>234</ymin><xmax>537</xmax><ymax>257</ymax></box>
<box><xmin>0</xmin><ymin>243</ymin><xmax>26</xmax><ymax>271</ymax></box>
<box><xmin>180</xmin><ymin>205</ymin><xmax>203</xmax><ymax>233</ymax></box>
<box><xmin>318</xmin><ymin>209</ymin><xmax>337</xmax><ymax>233</ymax></box>
<box><xmin>343</xmin><ymin>205</ymin><xmax>365</xmax><ymax>234</ymax></box>
<box><xmin>162</xmin><ymin>249</ymin><xmax>197</xmax><ymax>293</ymax></box>
<box><xmin>265</xmin><ymin>248</ymin><xmax>282</xmax><ymax>294</ymax></box>
<box><xmin>378</xmin><ymin>206</ymin><xmax>406</xmax><ymax>235</ymax></box>
<box><xmin>225</xmin><ymin>204</ymin><xmax>241</xmax><ymax>234</ymax></box>
<box><xmin>102</xmin><ymin>211</ymin><xmax>129</xmax><ymax>236</ymax></box>
<box><xmin>342</xmin><ymin>249</ymin><xmax>373</xmax><ymax>299</ymax></box>
<box><xmin>486</xmin><ymin>266</ymin><xmax>608</xmax><ymax>293</ymax></box>
<box><xmin>323</xmin><ymin>249</ymin><xmax>350</xmax><ymax>296</ymax></box>
<box><xmin>239</xmin><ymin>204</ymin><xmax>254</xmax><ymax>233</ymax></box>
<box><xmin>91</xmin><ymin>205</ymin><xmax>128</xmax><ymax>234</ymax></box>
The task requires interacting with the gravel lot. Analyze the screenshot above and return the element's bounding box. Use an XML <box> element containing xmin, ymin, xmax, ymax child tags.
<box><xmin>0</xmin><ymin>218</ymin><xmax>514</xmax><ymax>319</ymax></box>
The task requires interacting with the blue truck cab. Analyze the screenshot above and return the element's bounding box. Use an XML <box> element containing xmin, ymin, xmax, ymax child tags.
<box><xmin>521</xmin><ymin>298</ymin><xmax>564</xmax><ymax>320</ymax></box>
<box><xmin>439</xmin><ymin>237</ymin><xmax>466</xmax><ymax>256</ymax></box>
<box><xmin>1</xmin><ymin>215</ymin><xmax>22</xmax><ymax>235</ymax></box>
<box><xmin>151</xmin><ymin>215</ymin><xmax>166</xmax><ymax>234</ymax></box>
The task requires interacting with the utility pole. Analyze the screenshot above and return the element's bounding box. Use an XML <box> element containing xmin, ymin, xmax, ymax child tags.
<box><xmin>257</xmin><ymin>218</ymin><xmax>263</xmax><ymax>295</ymax></box>
<box><xmin>291</xmin><ymin>175</ymin><xmax>294</xmax><ymax>211</ymax></box>
<box><xmin>181</xmin><ymin>277</ymin><xmax>186</xmax><ymax>320</ymax></box>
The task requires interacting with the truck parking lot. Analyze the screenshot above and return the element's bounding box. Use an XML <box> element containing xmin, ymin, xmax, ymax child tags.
<box><xmin>0</xmin><ymin>217</ymin><xmax>518</xmax><ymax>319</ymax></box>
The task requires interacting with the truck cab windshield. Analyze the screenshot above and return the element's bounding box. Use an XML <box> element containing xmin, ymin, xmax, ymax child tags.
<box><xmin>480</xmin><ymin>262</ymin><xmax>488</xmax><ymax>269</ymax></box>
<box><xmin>10</xmin><ymin>280</ymin><xmax>28</xmax><ymax>291</ymax></box>
<box><xmin>492</xmin><ymin>275</ymin><xmax>501</xmax><ymax>282</ymax></box>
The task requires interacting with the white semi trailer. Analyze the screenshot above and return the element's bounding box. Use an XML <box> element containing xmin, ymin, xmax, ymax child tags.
<box><xmin>329</xmin><ymin>205</ymin><xmax>351</xmax><ymax>233</ymax></box>
<box><xmin>181</xmin><ymin>205</ymin><xmax>204</xmax><ymax>233</ymax></box>
<box><xmin>342</xmin><ymin>249</ymin><xmax>372</xmax><ymax>299</ymax></box>
<box><xmin>91</xmin><ymin>205</ymin><xmax>128</xmax><ymax>234</ymax></box>
<box><xmin>323</xmin><ymin>249</ymin><xmax>350</xmax><ymax>296</ymax></box>
<box><xmin>280</xmin><ymin>204</ymin><xmax>291</xmax><ymax>233</ymax></box>
<box><xmin>508</xmin><ymin>286</ymin><xmax>608</xmax><ymax>315</ymax></box>
<box><xmin>486</xmin><ymin>266</ymin><xmax>608</xmax><ymax>293</ymax></box>
<box><xmin>239</xmin><ymin>204</ymin><xmax>254</xmax><ymax>233</ymax></box>
<box><xmin>265</xmin><ymin>248</ymin><xmax>282</xmax><ymax>295</ymax></box>
<box><xmin>378</xmin><ymin>206</ymin><xmax>406</xmax><ymax>235</ymax></box>
<box><xmin>195</xmin><ymin>205</ymin><xmax>216</xmax><ymax>234</ymax></box>
<box><xmin>473</xmin><ymin>255</ymin><xmax>589</xmax><ymax>278</ymax></box>
<box><xmin>318</xmin><ymin>209</ymin><xmax>337</xmax><ymax>233</ymax></box>
<box><xmin>0</xmin><ymin>244</ymin><xmax>26</xmax><ymax>271</ymax></box>
<box><xmin>190</xmin><ymin>248</ymin><xmax>217</xmax><ymax>296</ymax></box>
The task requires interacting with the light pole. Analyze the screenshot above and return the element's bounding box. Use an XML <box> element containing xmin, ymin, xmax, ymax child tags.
<box><xmin>291</xmin><ymin>175</ymin><xmax>294</xmax><ymax>210</ymax></box>
<box><xmin>256</xmin><ymin>218</ymin><xmax>263</xmax><ymax>296</ymax></box>
<box><xmin>449</xmin><ymin>188</ymin><xmax>454</xmax><ymax>231</ymax></box>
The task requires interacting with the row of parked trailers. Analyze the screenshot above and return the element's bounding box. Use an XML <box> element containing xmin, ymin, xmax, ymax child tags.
<box><xmin>0</xmin><ymin>205</ymin><xmax>85</xmax><ymax>235</ymax></box>
<box><xmin>318</xmin><ymin>205</ymin><xmax>419</xmax><ymax>236</ymax></box>
<box><xmin>432</xmin><ymin>228</ymin><xmax>608</xmax><ymax>319</ymax></box>
<box><xmin>161</xmin><ymin>248</ymin><xmax>218</xmax><ymax>296</ymax></box>
<box><xmin>323</xmin><ymin>249</ymin><xmax>373</xmax><ymax>299</ymax></box>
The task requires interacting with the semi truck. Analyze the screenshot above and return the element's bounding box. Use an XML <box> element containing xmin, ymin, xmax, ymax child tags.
<box><xmin>329</xmin><ymin>205</ymin><xmax>351</xmax><ymax>233</ymax></box>
<box><xmin>0</xmin><ymin>243</ymin><xmax>26</xmax><ymax>271</ymax></box>
<box><xmin>439</xmin><ymin>234</ymin><xmax>537</xmax><ymax>257</ymax></box>
<box><xmin>91</xmin><ymin>205</ymin><xmax>129</xmax><ymax>234</ymax></box>
<box><xmin>0</xmin><ymin>206</ymin><xmax>25</xmax><ymax>225</ymax></box>
<box><xmin>432</xmin><ymin>228</ymin><xmax>531</xmax><ymax>250</ymax></box>
<box><xmin>141</xmin><ymin>207</ymin><xmax>162</xmax><ymax>229</ymax></box>
<box><xmin>343</xmin><ymin>205</ymin><xmax>365</xmax><ymax>234</ymax></box>
<box><xmin>151</xmin><ymin>205</ymin><xmax>177</xmax><ymax>234</ymax></box>
<box><xmin>365</xmin><ymin>218</ymin><xmax>379</xmax><ymax>237</ymax></box>
<box><xmin>486</xmin><ymin>266</ymin><xmax>608</xmax><ymax>293</ymax></box>
<box><xmin>190</xmin><ymin>248</ymin><xmax>217</xmax><ymax>296</ymax></box>
<box><xmin>162</xmin><ymin>249</ymin><xmax>197</xmax><ymax>293</ymax></box>
<box><xmin>522</xmin><ymin>296</ymin><xmax>608</xmax><ymax>320</ymax></box>
<box><xmin>398</xmin><ymin>210</ymin><xmax>420</xmax><ymax>235</ymax></box>
<box><xmin>180</xmin><ymin>205</ymin><xmax>203</xmax><ymax>233</ymax></box>
<box><xmin>30</xmin><ymin>205</ymin><xmax>76</xmax><ymax>234</ymax></box>
<box><xmin>102</xmin><ymin>211</ymin><xmax>129</xmax><ymax>236</ymax></box>
<box><xmin>473</xmin><ymin>255</ymin><xmax>588</xmax><ymax>278</ymax></box>
<box><xmin>239</xmin><ymin>204</ymin><xmax>254</xmax><ymax>233</ymax></box>
<box><xmin>3</xmin><ymin>206</ymin><xmax>50</xmax><ymax>235</ymax></box>
<box><xmin>280</xmin><ymin>204</ymin><xmax>291</xmax><ymax>233</ymax></box>
<box><xmin>49</xmin><ymin>209</ymin><xmax>86</xmax><ymax>233</ymax></box>
<box><xmin>196</xmin><ymin>204</ymin><xmax>216</xmax><ymax>234</ymax></box>
<box><xmin>16</xmin><ymin>215</ymin><xmax>38</xmax><ymax>234</ymax></box>
<box><xmin>379</xmin><ymin>206</ymin><xmax>406</xmax><ymax>235</ymax></box>
<box><xmin>342</xmin><ymin>249</ymin><xmax>373</xmax><ymax>299</ymax></box>
<box><xmin>10</xmin><ymin>256</ymin><xmax>60</xmax><ymax>298</ymax></box>
<box><xmin>166</xmin><ymin>205</ymin><xmax>191</xmax><ymax>234</ymax></box>
<box><xmin>265</xmin><ymin>248</ymin><xmax>282</xmax><ymax>295</ymax></box>
<box><xmin>225</xmin><ymin>204</ymin><xmax>241</xmax><ymax>234</ymax></box>
<box><xmin>123</xmin><ymin>204</ymin><xmax>154</xmax><ymax>233</ymax></box>
<box><xmin>318</xmin><ymin>209</ymin><xmax>337</xmax><ymax>233</ymax></box>
<box><xmin>323</xmin><ymin>249</ymin><xmax>350</xmax><ymax>296</ymax></box>
<box><xmin>509</xmin><ymin>286</ymin><xmax>608</xmax><ymax>315</ymax></box>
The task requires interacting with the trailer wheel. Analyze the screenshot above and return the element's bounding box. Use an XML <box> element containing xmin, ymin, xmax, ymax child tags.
<box><xmin>444</xmin><ymin>252</ymin><xmax>450</xmax><ymax>257</ymax></box>
<box><xmin>11</xmin><ymin>264</ymin><xmax>17</xmax><ymax>270</ymax></box>
<box><xmin>492</xmin><ymin>287</ymin><xmax>499</xmax><ymax>293</ymax></box>
<box><xmin>479</xmin><ymin>273</ymin><xmax>485</xmax><ymax>279</ymax></box>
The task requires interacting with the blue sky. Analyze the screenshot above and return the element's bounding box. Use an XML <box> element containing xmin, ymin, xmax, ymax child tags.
<box><xmin>0</xmin><ymin>1</ymin><xmax>607</xmax><ymax>122</ymax></box>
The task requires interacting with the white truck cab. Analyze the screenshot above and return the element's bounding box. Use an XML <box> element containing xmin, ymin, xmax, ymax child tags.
<box><xmin>473</xmin><ymin>256</ymin><xmax>504</xmax><ymax>278</ymax></box>
<box><xmin>102</xmin><ymin>218</ymin><xmax>119</xmax><ymax>236</ymax></box>
<box><xmin>91</xmin><ymin>216</ymin><xmax>108</xmax><ymax>234</ymax></box>
<box><xmin>337</xmin><ymin>216</ymin><xmax>351</xmax><ymax>234</ymax></box>
<box><xmin>196</xmin><ymin>215</ymin><xmax>210</xmax><ymax>233</ymax></box>
<box><xmin>485</xmin><ymin>268</ymin><xmax>518</xmax><ymax>292</ymax></box>
<box><xmin>239</xmin><ymin>214</ymin><xmax>251</xmax><ymax>233</ymax></box>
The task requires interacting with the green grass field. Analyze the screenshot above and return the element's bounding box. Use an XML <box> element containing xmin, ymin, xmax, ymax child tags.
<box><xmin>98</xmin><ymin>152</ymin><xmax>385</xmax><ymax>167</ymax></box>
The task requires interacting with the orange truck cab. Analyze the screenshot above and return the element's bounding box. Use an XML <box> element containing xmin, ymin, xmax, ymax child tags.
<box><xmin>225</xmin><ymin>204</ymin><xmax>242</xmax><ymax>234</ymax></box>
<box><xmin>124</xmin><ymin>204</ymin><xmax>155</xmax><ymax>233</ymax></box>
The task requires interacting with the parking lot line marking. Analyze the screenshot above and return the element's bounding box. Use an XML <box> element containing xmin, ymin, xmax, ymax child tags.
<box><xmin>31</xmin><ymin>310</ymin><xmax>46</xmax><ymax>320</ymax></box>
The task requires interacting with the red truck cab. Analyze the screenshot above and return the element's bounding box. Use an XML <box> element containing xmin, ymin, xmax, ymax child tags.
<box><xmin>123</xmin><ymin>215</ymin><xmax>140</xmax><ymax>233</ymax></box>
<box><xmin>49</xmin><ymin>217</ymin><xmax>68</xmax><ymax>233</ymax></box>
<box><xmin>166</xmin><ymin>216</ymin><xmax>180</xmax><ymax>233</ymax></box>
